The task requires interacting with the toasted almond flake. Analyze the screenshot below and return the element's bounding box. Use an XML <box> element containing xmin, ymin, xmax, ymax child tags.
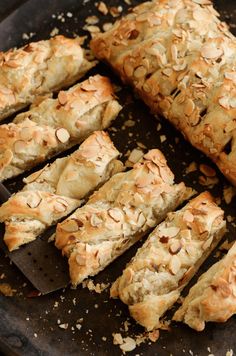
<box><xmin>185</xmin><ymin>161</ymin><xmax>197</xmax><ymax>174</ymax></box>
<box><xmin>103</xmin><ymin>22</ymin><xmax>113</xmax><ymax>32</ymax></box>
<box><xmin>62</xmin><ymin>219</ymin><xmax>81</xmax><ymax>232</ymax></box>
<box><xmin>110</xmin><ymin>6</ymin><xmax>123</xmax><ymax>17</ymax></box>
<box><xmin>219</xmin><ymin>96</ymin><xmax>230</xmax><ymax>109</ymax></box>
<box><xmin>217</xmin><ymin>278</ymin><xmax>232</xmax><ymax>298</ymax></box>
<box><xmin>85</xmin><ymin>15</ymin><xmax>99</xmax><ymax>25</ymax></box>
<box><xmin>171</xmin><ymin>44</ymin><xmax>178</xmax><ymax>62</ymax></box>
<box><xmin>169</xmin><ymin>255</ymin><xmax>181</xmax><ymax>275</ymax></box>
<box><xmin>199</xmin><ymin>164</ymin><xmax>216</xmax><ymax>177</ymax></box>
<box><xmin>84</xmin><ymin>25</ymin><xmax>101</xmax><ymax>33</ymax></box>
<box><xmin>183</xmin><ymin>210</ymin><xmax>194</xmax><ymax>223</ymax></box>
<box><xmin>20</xmin><ymin>127</ymin><xmax>33</xmax><ymax>141</ymax></box>
<box><xmin>56</xmin><ymin>128</ymin><xmax>70</xmax><ymax>143</ymax></box>
<box><xmin>90</xmin><ymin>214</ymin><xmax>103</xmax><ymax>227</ymax></box>
<box><xmin>14</xmin><ymin>140</ymin><xmax>27</xmax><ymax>154</ymax></box>
<box><xmin>201</xmin><ymin>45</ymin><xmax>223</xmax><ymax>59</ymax></box>
<box><xmin>162</xmin><ymin>68</ymin><xmax>173</xmax><ymax>77</ymax></box>
<box><xmin>159</xmin><ymin>226</ymin><xmax>180</xmax><ymax>238</ymax></box>
<box><xmin>97</xmin><ymin>1</ymin><xmax>108</xmax><ymax>15</ymax></box>
<box><xmin>184</xmin><ymin>99</ymin><xmax>195</xmax><ymax>116</ymax></box>
<box><xmin>120</xmin><ymin>337</ymin><xmax>136</xmax><ymax>352</ymax></box>
<box><xmin>169</xmin><ymin>240</ymin><xmax>182</xmax><ymax>255</ymax></box>
<box><xmin>54</xmin><ymin>201</ymin><xmax>67</xmax><ymax>213</ymax></box>
<box><xmin>225</xmin><ymin>72</ymin><xmax>236</xmax><ymax>82</ymax></box>
<box><xmin>58</xmin><ymin>91</ymin><xmax>68</xmax><ymax>105</ymax></box>
<box><xmin>76</xmin><ymin>254</ymin><xmax>86</xmax><ymax>266</ymax></box>
<box><xmin>127</xmin><ymin>148</ymin><xmax>144</xmax><ymax>165</ymax></box>
<box><xmin>59</xmin><ymin>323</ymin><xmax>69</xmax><ymax>329</ymax></box>
<box><xmin>133</xmin><ymin>66</ymin><xmax>147</xmax><ymax>79</ymax></box>
<box><xmin>27</xmin><ymin>193</ymin><xmax>42</xmax><ymax>209</ymax></box>
<box><xmin>113</xmin><ymin>333</ymin><xmax>123</xmax><ymax>345</ymax></box>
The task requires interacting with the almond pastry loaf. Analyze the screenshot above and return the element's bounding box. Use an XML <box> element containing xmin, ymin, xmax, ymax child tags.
<box><xmin>55</xmin><ymin>149</ymin><xmax>190</xmax><ymax>286</ymax></box>
<box><xmin>0</xmin><ymin>75</ymin><xmax>122</xmax><ymax>181</ymax></box>
<box><xmin>0</xmin><ymin>131</ymin><xmax>123</xmax><ymax>251</ymax></box>
<box><xmin>173</xmin><ymin>241</ymin><xmax>236</xmax><ymax>331</ymax></box>
<box><xmin>90</xmin><ymin>0</ymin><xmax>236</xmax><ymax>186</ymax></box>
<box><xmin>110</xmin><ymin>192</ymin><xmax>226</xmax><ymax>331</ymax></box>
<box><xmin>0</xmin><ymin>35</ymin><xmax>95</xmax><ymax>120</ymax></box>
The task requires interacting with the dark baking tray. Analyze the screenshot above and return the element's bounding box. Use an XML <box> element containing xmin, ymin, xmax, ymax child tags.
<box><xmin>0</xmin><ymin>0</ymin><xmax>236</xmax><ymax>355</ymax></box>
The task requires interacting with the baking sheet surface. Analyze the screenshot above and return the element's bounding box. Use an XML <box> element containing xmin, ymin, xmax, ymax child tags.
<box><xmin>0</xmin><ymin>0</ymin><xmax>236</xmax><ymax>355</ymax></box>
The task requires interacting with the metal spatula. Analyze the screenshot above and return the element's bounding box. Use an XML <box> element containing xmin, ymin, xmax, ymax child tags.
<box><xmin>0</xmin><ymin>182</ymin><xmax>70</xmax><ymax>294</ymax></box>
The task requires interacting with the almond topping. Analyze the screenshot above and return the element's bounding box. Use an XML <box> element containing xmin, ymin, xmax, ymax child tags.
<box><xmin>27</xmin><ymin>193</ymin><xmax>42</xmax><ymax>209</ymax></box>
<box><xmin>201</xmin><ymin>45</ymin><xmax>223</xmax><ymax>59</ymax></box>
<box><xmin>133</xmin><ymin>66</ymin><xmax>147</xmax><ymax>79</ymax></box>
<box><xmin>183</xmin><ymin>210</ymin><xmax>194</xmax><ymax>223</ymax></box>
<box><xmin>169</xmin><ymin>241</ymin><xmax>182</xmax><ymax>255</ymax></box>
<box><xmin>14</xmin><ymin>140</ymin><xmax>27</xmax><ymax>154</ymax></box>
<box><xmin>56</xmin><ymin>128</ymin><xmax>70</xmax><ymax>143</ymax></box>
<box><xmin>169</xmin><ymin>255</ymin><xmax>181</xmax><ymax>275</ymax></box>
<box><xmin>107</xmin><ymin>208</ymin><xmax>123</xmax><ymax>223</ymax></box>
<box><xmin>184</xmin><ymin>99</ymin><xmax>195</xmax><ymax>116</ymax></box>
<box><xmin>62</xmin><ymin>218</ymin><xmax>82</xmax><ymax>232</ymax></box>
<box><xmin>76</xmin><ymin>254</ymin><xmax>86</xmax><ymax>266</ymax></box>
<box><xmin>20</xmin><ymin>127</ymin><xmax>33</xmax><ymax>141</ymax></box>
<box><xmin>58</xmin><ymin>91</ymin><xmax>68</xmax><ymax>105</ymax></box>
<box><xmin>159</xmin><ymin>226</ymin><xmax>180</xmax><ymax>238</ymax></box>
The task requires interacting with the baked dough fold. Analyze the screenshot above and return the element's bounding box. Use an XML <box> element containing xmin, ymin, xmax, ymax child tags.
<box><xmin>55</xmin><ymin>149</ymin><xmax>189</xmax><ymax>286</ymax></box>
<box><xmin>173</xmin><ymin>241</ymin><xmax>236</xmax><ymax>331</ymax></box>
<box><xmin>110</xmin><ymin>192</ymin><xmax>226</xmax><ymax>331</ymax></box>
<box><xmin>90</xmin><ymin>0</ymin><xmax>236</xmax><ymax>186</ymax></box>
<box><xmin>0</xmin><ymin>75</ymin><xmax>122</xmax><ymax>181</ymax></box>
<box><xmin>0</xmin><ymin>35</ymin><xmax>95</xmax><ymax>120</ymax></box>
<box><xmin>0</xmin><ymin>131</ymin><xmax>123</xmax><ymax>251</ymax></box>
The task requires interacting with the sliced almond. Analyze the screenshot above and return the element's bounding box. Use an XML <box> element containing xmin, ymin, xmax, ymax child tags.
<box><xmin>108</xmin><ymin>208</ymin><xmax>123</xmax><ymax>223</ymax></box>
<box><xmin>27</xmin><ymin>193</ymin><xmax>42</xmax><ymax>209</ymax></box>
<box><xmin>159</xmin><ymin>226</ymin><xmax>180</xmax><ymax>238</ymax></box>
<box><xmin>62</xmin><ymin>218</ymin><xmax>82</xmax><ymax>232</ymax></box>
<box><xmin>90</xmin><ymin>214</ymin><xmax>103</xmax><ymax>227</ymax></box>
<box><xmin>219</xmin><ymin>96</ymin><xmax>230</xmax><ymax>109</ymax></box>
<box><xmin>20</xmin><ymin>127</ymin><xmax>33</xmax><ymax>141</ymax></box>
<box><xmin>169</xmin><ymin>240</ymin><xmax>182</xmax><ymax>255</ymax></box>
<box><xmin>58</xmin><ymin>91</ymin><xmax>68</xmax><ymax>105</ymax></box>
<box><xmin>184</xmin><ymin>99</ymin><xmax>195</xmax><ymax>116</ymax></box>
<box><xmin>54</xmin><ymin>200</ymin><xmax>68</xmax><ymax>213</ymax></box>
<box><xmin>183</xmin><ymin>210</ymin><xmax>194</xmax><ymax>223</ymax></box>
<box><xmin>133</xmin><ymin>66</ymin><xmax>147</xmax><ymax>79</ymax></box>
<box><xmin>217</xmin><ymin>278</ymin><xmax>232</xmax><ymax>298</ymax></box>
<box><xmin>14</xmin><ymin>140</ymin><xmax>27</xmax><ymax>154</ymax></box>
<box><xmin>169</xmin><ymin>255</ymin><xmax>181</xmax><ymax>275</ymax></box>
<box><xmin>201</xmin><ymin>45</ymin><xmax>223</xmax><ymax>59</ymax></box>
<box><xmin>76</xmin><ymin>254</ymin><xmax>86</xmax><ymax>266</ymax></box>
<box><xmin>56</xmin><ymin>128</ymin><xmax>70</xmax><ymax>143</ymax></box>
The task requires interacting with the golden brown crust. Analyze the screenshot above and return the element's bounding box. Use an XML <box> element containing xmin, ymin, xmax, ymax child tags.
<box><xmin>55</xmin><ymin>149</ymin><xmax>189</xmax><ymax>286</ymax></box>
<box><xmin>173</xmin><ymin>242</ymin><xmax>236</xmax><ymax>331</ymax></box>
<box><xmin>0</xmin><ymin>35</ymin><xmax>95</xmax><ymax>120</ymax></box>
<box><xmin>90</xmin><ymin>0</ymin><xmax>236</xmax><ymax>186</ymax></box>
<box><xmin>0</xmin><ymin>75</ymin><xmax>122</xmax><ymax>181</ymax></box>
<box><xmin>110</xmin><ymin>192</ymin><xmax>226</xmax><ymax>330</ymax></box>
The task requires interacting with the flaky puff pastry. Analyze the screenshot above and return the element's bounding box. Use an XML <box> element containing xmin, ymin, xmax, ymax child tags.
<box><xmin>173</xmin><ymin>241</ymin><xmax>236</xmax><ymax>331</ymax></box>
<box><xmin>0</xmin><ymin>35</ymin><xmax>95</xmax><ymax>120</ymax></box>
<box><xmin>0</xmin><ymin>75</ymin><xmax>122</xmax><ymax>181</ymax></box>
<box><xmin>110</xmin><ymin>192</ymin><xmax>226</xmax><ymax>331</ymax></box>
<box><xmin>55</xmin><ymin>149</ymin><xmax>190</xmax><ymax>286</ymax></box>
<box><xmin>91</xmin><ymin>0</ymin><xmax>236</xmax><ymax>186</ymax></box>
<box><xmin>23</xmin><ymin>131</ymin><xmax>124</xmax><ymax>199</ymax></box>
<box><xmin>0</xmin><ymin>131</ymin><xmax>123</xmax><ymax>251</ymax></box>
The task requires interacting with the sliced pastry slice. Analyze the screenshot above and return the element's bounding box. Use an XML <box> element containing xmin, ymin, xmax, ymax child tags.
<box><xmin>0</xmin><ymin>75</ymin><xmax>122</xmax><ymax>181</ymax></box>
<box><xmin>0</xmin><ymin>35</ymin><xmax>95</xmax><ymax>120</ymax></box>
<box><xmin>55</xmin><ymin>149</ymin><xmax>190</xmax><ymax>287</ymax></box>
<box><xmin>0</xmin><ymin>131</ymin><xmax>123</xmax><ymax>251</ymax></box>
<box><xmin>90</xmin><ymin>0</ymin><xmax>236</xmax><ymax>186</ymax></box>
<box><xmin>23</xmin><ymin>130</ymin><xmax>124</xmax><ymax>199</ymax></box>
<box><xmin>110</xmin><ymin>192</ymin><xmax>226</xmax><ymax>331</ymax></box>
<box><xmin>173</xmin><ymin>241</ymin><xmax>236</xmax><ymax>331</ymax></box>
